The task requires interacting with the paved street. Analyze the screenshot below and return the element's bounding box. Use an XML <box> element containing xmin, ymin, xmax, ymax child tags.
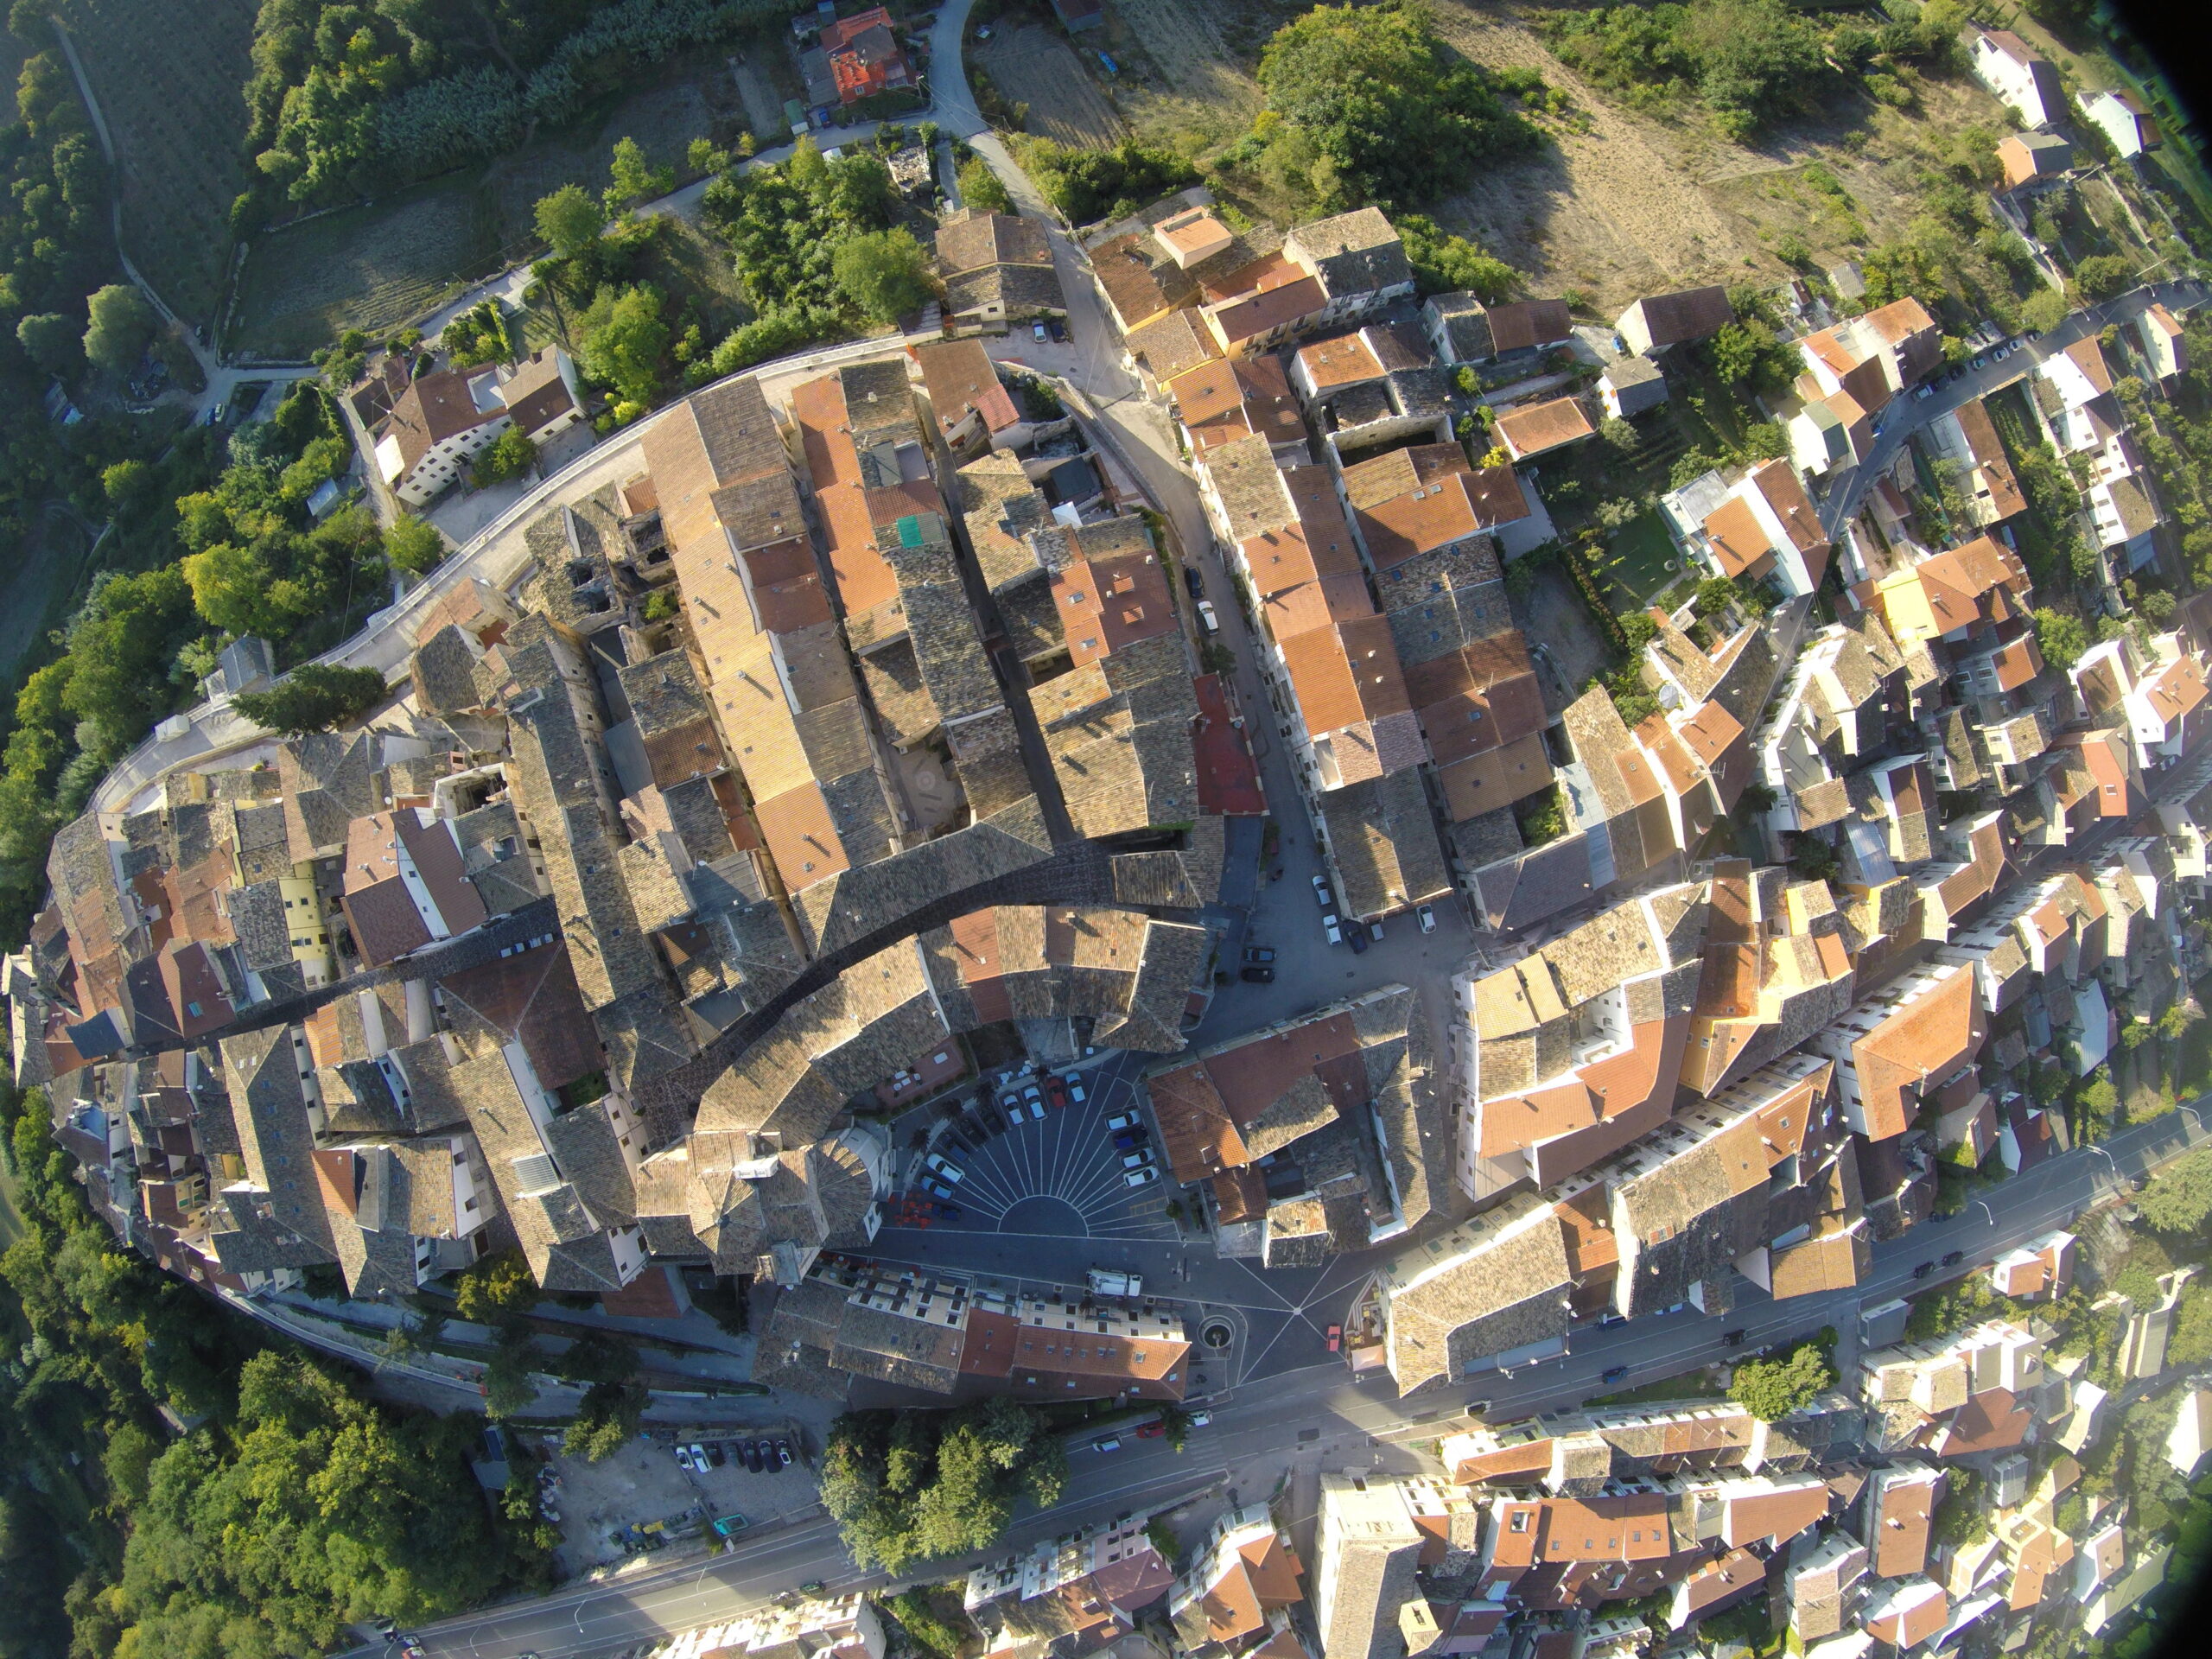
<box><xmin>1819</xmin><ymin>277</ymin><xmax>2209</xmax><ymax>537</ymax></box>
<box><xmin>351</xmin><ymin>1105</ymin><xmax>2207</xmax><ymax>1659</ymax></box>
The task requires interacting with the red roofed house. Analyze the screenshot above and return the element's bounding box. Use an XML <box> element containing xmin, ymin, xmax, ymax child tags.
<box><xmin>820</xmin><ymin>8</ymin><xmax>912</xmax><ymax>105</ymax></box>
<box><xmin>1808</xmin><ymin>959</ymin><xmax>1983</xmax><ymax>1142</ymax></box>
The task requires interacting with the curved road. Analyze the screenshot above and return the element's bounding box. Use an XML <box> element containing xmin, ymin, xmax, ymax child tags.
<box><xmin>346</xmin><ymin>1106</ymin><xmax>2209</xmax><ymax>1659</ymax></box>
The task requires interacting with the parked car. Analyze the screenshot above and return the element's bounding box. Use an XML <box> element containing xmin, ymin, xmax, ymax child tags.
<box><xmin>706</xmin><ymin>1442</ymin><xmax>728</xmax><ymax>1467</ymax></box>
<box><xmin>1044</xmin><ymin>1075</ymin><xmax>1069</xmax><ymax>1110</ymax></box>
<box><xmin>1033</xmin><ymin>321</ymin><xmax>1049</xmax><ymax>343</ymax></box>
<box><xmin>1462</xmin><ymin>1401</ymin><xmax>1491</xmax><ymax>1420</ymax></box>
<box><xmin>1189</xmin><ymin>1411</ymin><xmax>1212</xmax><ymax>1427</ymax></box>
<box><xmin>1093</xmin><ymin>1434</ymin><xmax>1122</xmax><ymax>1452</ymax></box>
<box><xmin>1347</xmin><ymin>927</ymin><xmax>1369</xmax><ymax>956</ymax></box>
<box><xmin>675</xmin><ymin>1445</ymin><xmax>696</xmax><ymax>1472</ymax></box>
<box><xmin>1106</xmin><ymin>1110</ymin><xmax>1140</xmax><ymax>1133</ymax></box>
<box><xmin>1325</xmin><ymin>1325</ymin><xmax>1342</xmax><ymax>1352</ymax></box>
<box><xmin>1112</xmin><ymin>1130</ymin><xmax>1145</xmax><ymax>1151</ymax></box>
<box><xmin>1135</xmin><ymin>1421</ymin><xmax>1166</xmax><ymax>1439</ymax></box>
<box><xmin>1047</xmin><ymin>317</ymin><xmax>1068</xmax><ymax>341</ymax></box>
<box><xmin>1323</xmin><ymin>914</ymin><xmax>1343</xmax><ymax>945</ymax></box>
<box><xmin>1125</xmin><ymin>1165</ymin><xmax>1160</xmax><ymax>1187</ymax></box>
<box><xmin>1722</xmin><ymin>1329</ymin><xmax>1745</xmax><ymax>1345</ymax></box>
<box><xmin>742</xmin><ymin>1440</ymin><xmax>766</xmax><ymax>1472</ymax></box>
<box><xmin>1417</xmin><ymin>905</ymin><xmax>1436</xmax><ymax>934</ymax></box>
<box><xmin>920</xmin><ymin>1174</ymin><xmax>957</xmax><ymax>1201</ymax></box>
<box><xmin>1122</xmin><ymin>1148</ymin><xmax>1154</xmax><ymax>1170</ymax></box>
<box><xmin>690</xmin><ymin>1443</ymin><xmax>709</xmax><ymax>1471</ymax></box>
<box><xmin>1313</xmin><ymin>874</ymin><xmax>1332</xmax><ymax>906</ymax></box>
<box><xmin>1064</xmin><ymin>1073</ymin><xmax>1087</xmax><ymax>1104</ymax></box>
<box><xmin>1001</xmin><ymin>1092</ymin><xmax>1027</xmax><ymax>1128</ymax></box>
<box><xmin>1243</xmin><ymin>944</ymin><xmax>1276</xmax><ymax>963</ymax></box>
<box><xmin>1912</xmin><ymin>1260</ymin><xmax>1935</xmax><ymax>1279</ymax></box>
<box><xmin>1240</xmin><ymin>964</ymin><xmax>1274</xmax><ymax>983</ymax></box>
<box><xmin>1185</xmin><ymin>564</ymin><xmax>1205</xmax><ymax>599</ymax></box>
<box><xmin>1369</xmin><ymin>920</ymin><xmax>1385</xmax><ymax>942</ymax></box>
<box><xmin>1601</xmin><ymin>1365</ymin><xmax>1630</xmax><ymax>1384</ymax></box>
<box><xmin>1941</xmin><ymin>1250</ymin><xmax>1964</xmax><ymax>1266</ymax></box>
<box><xmin>923</xmin><ymin>1152</ymin><xmax>964</xmax><ymax>1185</ymax></box>
<box><xmin>1021</xmin><ymin>1084</ymin><xmax>1046</xmax><ymax>1118</ymax></box>
<box><xmin>776</xmin><ymin>1439</ymin><xmax>793</xmax><ymax>1467</ymax></box>
<box><xmin>1197</xmin><ymin>599</ymin><xmax>1221</xmax><ymax>635</ymax></box>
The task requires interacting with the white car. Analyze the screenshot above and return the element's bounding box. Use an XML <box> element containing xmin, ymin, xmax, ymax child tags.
<box><xmin>1122</xmin><ymin>1148</ymin><xmax>1154</xmax><ymax>1170</ymax></box>
<box><xmin>1002</xmin><ymin>1092</ymin><xmax>1027</xmax><ymax>1128</ymax></box>
<box><xmin>1065</xmin><ymin>1075</ymin><xmax>1087</xmax><ymax>1104</ymax></box>
<box><xmin>1021</xmin><ymin>1085</ymin><xmax>1046</xmax><ymax>1121</ymax></box>
<box><xmin>1322</xmin><ymin>913</ymin><xmax>1342</xmax><ymax>945</ymax></box>
<box><xmin>1417</xmin><ymin>904</ymin><xmax>1436</xmax><ymax>934</ymax></box>
<box><xmin>1196</xmin><ymin>599</ymin><xmax>1220</xmax><ymax>635</ymax></box>
<box><xmin>1312</xmin><ymin>874</ymin><xmax>1332</xmax><ymax>907</ymax></box>
<box><xmin>675</xmin><ymin>1444</ymin><xmax>696</xmax><ymax>1472</ymax></box>
<box><xmin>1124</xmin><ymin>1165</ymin><xmax>1160</xmax><ymax>1187</ymax></box>
<box><xmin>1369</xmin><ymin>920</ymin><xmax>1385</xmax><ymax>943</ymax></box>
<box><xmin>923</xmin><ymin>1153</ymin><xmax>964</xmax><ymax>1185</ymax></box>
<box><xmin>1188</xmin><ymin>1410</ymin><xmax>1211</xmax><ymax>1427</ymax></box>
<box><xmin>1105</xmin><ymin>1109</ymin><xmax>1140</xmax><ymax>1132</ymax></box>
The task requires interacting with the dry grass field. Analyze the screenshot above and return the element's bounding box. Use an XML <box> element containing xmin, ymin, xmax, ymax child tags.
<box><xmin>60</xmin><ymin>0</ymin><xmax>258</xmax><ymax>323</ymax></box>
<box><xmin>976</xmin><ymin>25</ymin><xmax>1126</xmax><ymax>150</ymax></box>
<box><xmin>230</xmin><ymin>54</ymin><xmax>749</xmax><ymax>359</ymax></box>
<box><xmin>1066</xmin><ymin>0</ymin><xmax>2040</xmax><ymax>317</ymax></box>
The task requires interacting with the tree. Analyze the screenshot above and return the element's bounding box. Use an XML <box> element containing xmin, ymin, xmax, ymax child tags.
<box><xmin>470</xmin><ymin>428</ymin><xmax>537</xmax><ymax>488</ymax></box>
<box><xmin>606</xmin><ymin>135</ymin><xmax>675</xmax><ymax>211</ymax></box>
<box><xmin>957</xmin><ymin>156</ymin><xmax>1014</xmax><ymax>215</ymax></box>
<box><xmin>1255</xmin><ymin>2</ymin><xmax>1532</xmax><ymax>206</ymax></box>
<box><xmin>687</xmin><ymin>137</ymin><xmax>730</xmax><ymax>178</ymax></box>
<box><xmin>454</xmin><ymin>1249</ymin><xmax>539</xmax><ymax>1327</ymax></box>
<box><xmin>385</xmin><ymin>515</ymin><xmax>446</xmax><ymax>576</ymax></box>
<box><xmin>2031</xmin><ymin>607</ymin><xmax>2088</xmax><ymax>671</ymax></box>
<box><xmin>2070</xmin><ymin>253</ymin><xmax>2133</xmax><ymax>302</ymax></box>
<box><xmin>580</xmin><ymin>283</ymin><xmax>670</xmax><ymax>411</ymax></box>
<box><xmin>2139</xmin><ymin>1147</ymin><xmax>2212</xmax><ymax>1235</ymax></box>
<box><xmin>536</xmin><ymin>183</ymin><xmax>607</xmax><ymax>258</ymax></box>
<box><xmin>833</xmin><ymin>228</ymin><xmax>935</xmax><ymax>322</ymax></box>
<box><xmin>482</xmin><ymin>1333</ymin><xmax>543</xmax><ymax>1421</ymax></box>
<box><xmin>16</xmin><ymin>310</ymin><xmax>79</xmax><ymax>374</ymax></box>
<box><xmin>231</xmin><ymin>664</ymin><xmax>391</xmax><ymax>736</ymax></box>
<box><xmin>82</xmin><ymin>283</ymin><xmax>155</xmax><ymax>374</ymax></box>
<box><xmin>563</xmin><ymin>1378</ymin><xmax>650</xmax><ymax>1460</ymax></box>
<box><xmin>1692</xmin><ymin>576</ymin><xmax>1738</xmax><ymax>618</ymax></box>
<box><xmin>1730</xmin><ymin>1340</ymin><xmax>1834</xmax><ymax>1422</ymax></box>
<box><xmin>1396</xmin><ymin>213</ymin><xmax>1516</xmax><ymax>302</ymax></box>
<box><xmin>2022</xmin><ymin>286</ymin><xmax>2068</xmax><ymax>334</ymax></box>
<box><xmin>823</xmin><ymin>1401</ymin><xmax>1069</xmax><ymax>1573</ymax></box>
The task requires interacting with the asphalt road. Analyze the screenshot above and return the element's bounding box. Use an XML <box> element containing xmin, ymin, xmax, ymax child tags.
<box><xmin>1819</xmin><ymin>276</ymin><xmax>2210</xmax><ymax>537</ymax></box>
<box><xmin>348</xmin><ymin>1105</ymin><xmax>2206</xmax><ymax>1659</ymax></box>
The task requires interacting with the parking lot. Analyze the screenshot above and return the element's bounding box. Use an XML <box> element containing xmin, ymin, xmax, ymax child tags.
<box><xmin>890</xmin><ymin>1057</ymin><xmax>1181</xmax><ymax>1243</ymax></box>
<box><xmin>545</xmin><ymin>1422</ymin><xmax>818</xmax><ymax>1573</ymax></box>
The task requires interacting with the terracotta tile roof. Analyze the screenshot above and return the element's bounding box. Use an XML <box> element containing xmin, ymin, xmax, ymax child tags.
<box><xmin>1340</xmin><ymin>442</ymin><xmax>1471</xmax><ymax>512</ymax></box>
<box><xmin>1280</xmin><ymin>614</ymin><xmax>1412</xmax><ymax>734</ymax></box>
<box><xmin>1495</xmin><ymin>397</ymin><xmax>1595</xmax><ymax>460</ymax></box>
<box><xmin>1704</xmin><ymin>497</ymin><xmax>1777</xmax><ymax>579</ymax></box>
<box><xmin>1207</xmin><ymin>275</ymin><xmax>1325</xmax><ymax>346</ymax></box>
<box><xmin>1264</xmin><ymin>572</ymin><xmax>1376</xmax><ymax>641</ymax></box>
<box><xmin>1297</xmin><ymin>331</ymin><xmax>1386</xmax><ymax>392</ymax></box>
<box><xmin>1357</xmin><ymin>467</ymin><xmax>1525</xmax><ymax>569</ymax></box>
<box><xmin>913</xmin><ymin>338</ymin><xmax>1020</xmax><ymax>438</ymax></box>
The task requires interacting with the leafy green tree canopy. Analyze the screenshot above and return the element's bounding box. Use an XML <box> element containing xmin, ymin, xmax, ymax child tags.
<box><xmin>822</xmin><ymin>1401</ymin><xmax>1069</xmax><ymax>1573</ymax></box>
<box><xmin>83</xmin><ymin>283</ymin><xmax>156</xmax><ymax>374</ymax></box>
<box><xmin>833</xmin><ymin>228</ymin><xmax>936</xmax><ymax>323</ymax></box>
<box><xmin>537</xmin><ymin>182</ymin><xmax>608</xmax><ymax>259</ymax></box>
<box><xmin>231</xmin><ymin>663</ymin><xmax>390</xmax><ymax>736</ymax></box>
<box><xmin>1730</xmin><ymin>1340</ymin><xmax>1834</xmax><ymax>1422</ymax></box>
<box><xmin>2139</xmin><ymin>1147</ymin><xmax>2212</xmax><ymax>1235</ymax></box>
<box><xmin>1255</xmin><ymin>1</ymin><xmax>1534</xmax><ymax>207</ymax></box>
<box><xmin>385</xmin><ymin>514</ymin><xmax>446</xmax><ymax>575</ymax></box>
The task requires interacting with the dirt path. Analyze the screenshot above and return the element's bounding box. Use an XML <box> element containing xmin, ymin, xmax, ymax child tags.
<box><xmin>1425</xmin><ymin>5</ymin><xmax>1756</xmax><ymax>308</ymax></box>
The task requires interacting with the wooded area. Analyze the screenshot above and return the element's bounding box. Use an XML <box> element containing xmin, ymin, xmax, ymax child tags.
<box><xmin>0</xmin><ymin>1078</ymin><xmax>548</xmax><ymax>1659</ymax></box>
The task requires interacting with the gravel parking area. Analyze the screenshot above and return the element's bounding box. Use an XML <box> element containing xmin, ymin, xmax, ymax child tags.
<box><xmin>547</xmin><ymin>1422</ymin><xmax>818</xmax><ymax>1573</ymax></box>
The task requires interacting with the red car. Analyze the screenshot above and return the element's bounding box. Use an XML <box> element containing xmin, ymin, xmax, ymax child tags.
<box><xmin>1044</xmin><ymin>1075</ymin><xmax>1069</xmax><ymax>1110</ymax></box>
<box><xmin>1135</xmin><ymin>1421</ymin><xmax>1166</xmax><ymax>1439</ymax></box>
<box><xmin>1325</xmin><ymin>1325</ymin><xmax>1342</xmax><ymax>1352</ymax></box>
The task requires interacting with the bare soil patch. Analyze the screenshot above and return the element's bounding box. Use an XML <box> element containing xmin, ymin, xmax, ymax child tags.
<box><xmin>976</xmin><ymin>25</ymin><xmax>1126</xmax><ymax>151</ymax></box>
